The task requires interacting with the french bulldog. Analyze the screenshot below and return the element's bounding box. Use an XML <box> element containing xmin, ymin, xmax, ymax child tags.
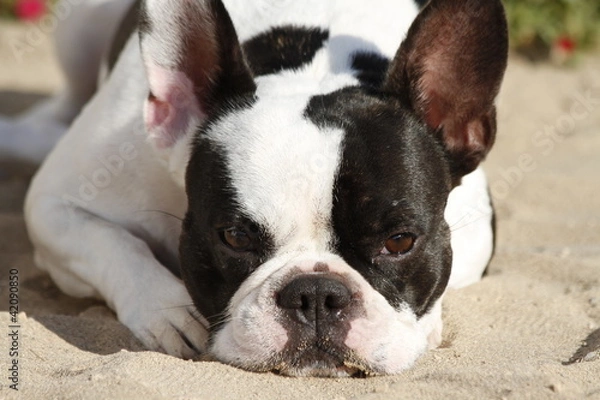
<box><xmin>17</xmin><ymin>0</ymin><xmax>507</xmax><ymax>376</ymax></box>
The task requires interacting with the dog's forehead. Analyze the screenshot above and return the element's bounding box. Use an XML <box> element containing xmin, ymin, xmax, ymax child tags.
<box><xmin>204</xmin><ymin>93</ymin><xmax>344</xmax><ymax>249</ymax></box>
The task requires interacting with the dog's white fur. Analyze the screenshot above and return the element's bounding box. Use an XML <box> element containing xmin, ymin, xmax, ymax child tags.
<box><xmin>0</xmin><ymin>0</ymin><xmax>494</xmax><ymax>372</ymax></box>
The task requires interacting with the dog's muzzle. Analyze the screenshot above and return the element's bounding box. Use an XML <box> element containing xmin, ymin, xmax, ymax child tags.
<box><xmin>270</xmin><ymin>272</ymin><xmax>368</xmax><ymax>377</ymax></box>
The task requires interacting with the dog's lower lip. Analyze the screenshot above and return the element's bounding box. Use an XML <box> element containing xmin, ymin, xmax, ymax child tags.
<box><xmin>272</xmin><ymin>364</ymin><xmax>364</xmax><ymax>378</ymax></box>
<box><xmin>271</xmin><ymin>360</ymin><xmax>373</xmax><ymax>378</ymax></box>
<box><xmin>267</xmin><ymin>345</ymin><xmax>375</xmax><ymax>377</ymax></box>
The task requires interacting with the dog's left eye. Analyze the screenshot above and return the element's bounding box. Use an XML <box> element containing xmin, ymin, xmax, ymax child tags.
<box><xmin>381</xmin><ymin>233</ymin><xmax>416</xmax><ymax>256</ymax></box>
<box><xmin>220</xmin><ymin>228</ymin><xmax>255</xmax><ymax>252</ymax></box>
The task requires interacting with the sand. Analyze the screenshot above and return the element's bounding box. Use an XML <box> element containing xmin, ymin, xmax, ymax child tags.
<box><xmin>0</xmin><ymin>21</ymin><xmax>599</xmax><ymax>399</ymax></box>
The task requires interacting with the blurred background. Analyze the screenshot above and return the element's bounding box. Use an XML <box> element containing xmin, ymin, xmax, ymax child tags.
<box><xmin>1</xmin><ymin>0</ymin><xmax>599</xmax><ymax>63</ymax></box>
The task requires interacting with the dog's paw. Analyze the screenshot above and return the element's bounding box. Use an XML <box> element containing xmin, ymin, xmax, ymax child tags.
<box><xmin>117</xmin><ymin>270</ymin><xmax>209</xmax><ymax>359</ymax></box>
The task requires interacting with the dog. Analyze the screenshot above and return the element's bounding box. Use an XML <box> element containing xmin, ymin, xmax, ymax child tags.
<box><xmin>10</xmin><ymin>0</ymin><xmax>507</xmax><ymax>377</ymax></box>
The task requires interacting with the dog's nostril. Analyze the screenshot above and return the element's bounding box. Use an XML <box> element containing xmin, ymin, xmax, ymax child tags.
<box><xmin>325</xmin><ymin>292</ymin><xmax>351</xmax><ymax>309</ymax></box>
<box><xmin>277</xmin><ymin>275</ymin><xmax>352</xmax><ymax>324</ymax></box>
<box><xmin>300</xmin><ymin>295</ymin><xmax>310</xmax><ymax>311</ymax></box>
<box><xmin>324</xmin><ymin>281</ymin><xmax>352</xmax><ymax>309</ymax></box>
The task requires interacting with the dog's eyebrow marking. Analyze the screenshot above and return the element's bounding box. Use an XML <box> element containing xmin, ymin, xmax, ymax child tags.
<box><xmin>243</xmin><ymin>25</ymin><xmax>329</xmax><ymax>77</ymax></box>
<box><xmin>351</xmin><ymin>52</ymin><xmax>391</xmax><ymax>88</ymax></box>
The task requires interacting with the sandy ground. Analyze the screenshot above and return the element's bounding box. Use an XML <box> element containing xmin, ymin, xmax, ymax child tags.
<box><xmin>0</xmin><ymin>20</ymin><xmax>599</xmax><ymax>399</ymax></box>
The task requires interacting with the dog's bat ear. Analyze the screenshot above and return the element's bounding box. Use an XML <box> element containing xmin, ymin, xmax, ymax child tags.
<box><xmin>383</xmin><ymin>0</ymin><xmax>508</xmax><ymax>180</ymax></box>
<box><xmin>139</xmin><ymin>0</ymin><xmax>255</xmax><ymax>148</ymax></box>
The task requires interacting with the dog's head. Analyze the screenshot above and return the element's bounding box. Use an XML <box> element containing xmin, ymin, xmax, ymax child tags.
<box><xmin>139</xmin><ymin>0</ymin><xmax>507</xmax><ymax>376</ymax></box>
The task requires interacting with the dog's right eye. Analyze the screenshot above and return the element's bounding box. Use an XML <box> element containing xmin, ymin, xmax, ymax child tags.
<box><xmin>220</xmin><ymin>228</ymin><xmax>255</xmax><ymax>252</ymax></box>
<box><xmin>382</xmin><ymin>233</ymin><xmax>416</xmax><ymax>256</ymax></box>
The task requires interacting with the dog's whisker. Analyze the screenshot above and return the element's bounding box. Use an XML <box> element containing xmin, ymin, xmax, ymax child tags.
<box><xmin>154</xmin><ymin>303</ymin><xmax>195</xmax><ymax>312</ymax></box>
<box><xmin>447</xmin><ymin>213</ymin><xmax>471</xmax><ymax>231</ymax></box>
<box><xmin>209</xmin><ymin>312</ymin><xmax>235</xmax><ymax>329</ymax></box>
<box><xmin>136</xmin><ymin>209</ymin><xmax>184</xmax><ymax>222</ymax></box>
<box><xmin>449</xmin><ymin>211</ymin><xmax>493</xmax><ymax>233</ymax></box>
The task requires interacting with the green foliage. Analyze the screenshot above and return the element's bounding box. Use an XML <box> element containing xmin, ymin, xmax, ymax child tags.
<box><xmin>503</xmin><ymin>0</ymin><xmax>600</xmax><ymax>52</ymax></box>
<box><xmin>0</xmin><ymin>0</ymin><xmax>18</xmax><ymax>18</ymax></box>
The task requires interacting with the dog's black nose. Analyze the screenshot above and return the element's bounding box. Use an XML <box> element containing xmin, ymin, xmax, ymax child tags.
<box><xmin>277</xmin><ymin>275</ymin><xmax>352</xmax><ymax>325</ymax></box>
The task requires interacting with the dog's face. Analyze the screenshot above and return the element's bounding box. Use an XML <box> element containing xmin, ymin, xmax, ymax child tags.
<box><xmin>180</xmin><ymin>89</ymin><xmax>452</xmax><ymax>376</ymax></box>
<box><xmin>139</xmin><ymin>0</ymin><xmax>508</xmax><ymax>376</ymax></box>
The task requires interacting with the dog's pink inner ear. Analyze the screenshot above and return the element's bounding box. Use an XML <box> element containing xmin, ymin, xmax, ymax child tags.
<box><xmin>143</xmin><ymin>67</ymin><xmax>205</xmax><ymax>149</ymax></box>
<box><xmin>385</xmin><ymin>0</ymin><xmax>508</xmax><ymax>178</ymax></box>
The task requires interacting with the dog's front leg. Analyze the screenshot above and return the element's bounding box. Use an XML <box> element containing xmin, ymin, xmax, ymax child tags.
<box><xmin>25</xmin><ymin>196</ymin><xmax>208</xmax><ymax>359</ymax></box>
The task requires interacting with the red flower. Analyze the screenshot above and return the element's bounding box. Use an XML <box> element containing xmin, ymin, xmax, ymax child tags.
<box><xmin>15</xmin><ymin>0</ymin><xmax>46</xmax><ymax>22</ymax></box>
<box><xmin>555</xmin><ymin>36</ymin><xmax>576</xmax><ymax>54</ymax></box>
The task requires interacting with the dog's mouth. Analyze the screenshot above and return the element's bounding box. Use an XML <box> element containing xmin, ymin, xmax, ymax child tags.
<box><xmin>267</xmin><ymin>344</ymin><xmax>377</xmax><ymax>378</ymax></box>
<box><xmin>272</xmin><ymin>362</ymin><xmax>374</xmax><ymax>378</ymax></box>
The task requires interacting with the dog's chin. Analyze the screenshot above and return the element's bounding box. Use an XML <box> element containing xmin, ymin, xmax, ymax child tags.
<box><xmin>265</xmin><ymin>346</ymin><xmax>377</xmax><ymax>378</ymax></box>
<box><xmin>273</xmin><ymin>362</ymin><xmax>375</xmax><ymax>378</ymax></box>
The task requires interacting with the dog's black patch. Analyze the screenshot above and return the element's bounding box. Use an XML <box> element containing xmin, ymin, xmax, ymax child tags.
<box><xmin>180</xmin><ymin>96</ymin><xmax>277</xmax><ymax>328</ymax></box>
<box><xmin>107</xmin><ymin>0</ymin><xmax>141</xmax><ymax>73</ymax></box>
<box><xmin>243</xmin><ymin>26</ymin><xmax>329</xmax><ymax>76</ymax></box>
<box><xmin>305</xmin><ymin>87</ymin><xmax>453</xmax><ymax>317</ymax></box>
<box><xmin>351</xmin><ymin>52</ymin><xmax>390</xmax><ymax>88</ymax></box>
<box><xmin>414</xmin><ymin>0</ymin><xmax>429</xmax><ymax>8</ymax></box>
